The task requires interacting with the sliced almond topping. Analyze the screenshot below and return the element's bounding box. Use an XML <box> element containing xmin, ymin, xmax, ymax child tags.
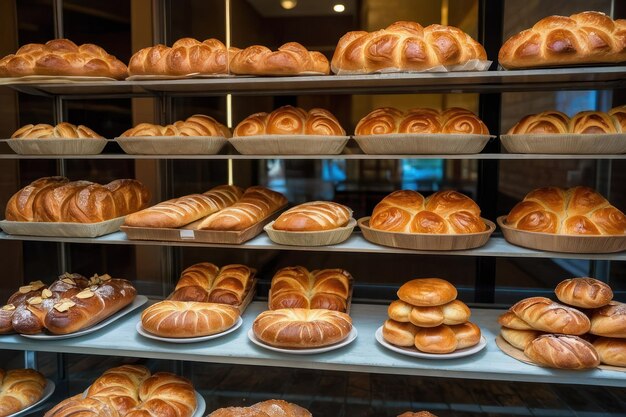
<box><xmin>89</xmin><ymin>285</ymin><xmax>99</xmax><ymax>291</ymax></box>
<box><xmin>42</xmin><ymin>289</ymin><xmax>53</xmax><ymax>298</ymax></box>
<box><xmin>27</xmin><ymin>296</ymin><xmax>42</xmax><ymax>305</ymax></box>
<box><xmin>18</xmin><ymin>285</ymin><xmax>33</xmax><ymax>294</ymax></box>
<box><xmin>62</xmin><ymin>278</ymin><xmax>76</xmax><ymax>285</ymax></box>
<box><xmin>53</xmin><ymin>300</ymin><xmax>75</xmax><ymax>312</ymax></box>
<box><xmin>30</xmin><ymin>281</ymin><xmax>46</xmax><ymax>290</ymax></box>
<box><xmin>99</xmin><ymin>274</ymin><xmax>111</xmax><ymax>281</ymax></box>
<box><xmin>76</xmin><ymin>289</ymin><xmax>94</xmax><ymax>299</ymax></box>
<box><xmin>1</xmin><ymin>304</ymin><xmax>16</xmax><ymax>311</ymax></box>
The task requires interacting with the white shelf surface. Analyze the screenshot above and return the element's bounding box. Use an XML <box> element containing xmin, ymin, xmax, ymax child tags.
<box><xmin>1</xmin><ymin>231</ymin><xmax>624</xmax><ymax>260</ymax></box>
<box><xmin>0</xmin><ymin>302</ymin><xmax>623</xmax><ymax>387</ymax></box>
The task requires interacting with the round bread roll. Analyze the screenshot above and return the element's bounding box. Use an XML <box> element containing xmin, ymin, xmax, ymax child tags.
<box><xmin>141</xmin><ymin>300</ymin><xmax>240</xmax><ymax>338</ymax></box>
<box><xmin>510</xmin><ymin>296</ymin><xmax>591</xmax><ymax>335</ymax></box>
<box><xmin>590</xmin><ymin>301</ymin><xmax>626</xmax><ymax>338</ymax></box>
<box><xmin>413</xmin><ymin>324</ymin><xmax>458</xmax><ymax>353</ymax></box>
<box><xmin>382</xmin><ymin>319</ymin><xmax>418</xmax><ymax>347</ymax></box>
<box><xmin>555</xmin><ymin>277</ymin><xmax>613</xmax><ymax>308</ymax></box>
<box><xmin>397</xmin><ymin>278</ymin><xmax>457</xmax><ymax>307</ymax></box>
<box><xmin>252</xmin><ymin>308</ymin><xmax>352</xmax><ymax>348</ymax></box>
<box><xmin>593</xmin><ymin>337</ymin><xmax>626</xmax><ymax>367</ymax></box>
<box><xmin>497</xmin><ymin>311</ymin><xmax>534</xmax><ymax>330</ymax></box>
<box><xmin>500</xmin><ymin>327</ymin><xmax>542</xmax><ymax>350</ymax></box>
<box><xmin>524</xmin><ymin>334</ymin><xmax>600</xmax><ymax>370</ymax></box>
<box><xmin>11</xmin><ymin>122</ymin><xmax>103</xmax><ymax>139</ymax></box>
<box><xmin>388</xmin><ymin>299</ymin><xmax>470</xmax><ymax>327</ymax></box>
<box><xmin>0</xmin><ymin>368</ymin><xmax>47</xmax><ymax>417</ymax></box>
<box><xmin>449</xmin><ymin>322</ymin><xmax>481</xmax><ymax>349</ymax></box>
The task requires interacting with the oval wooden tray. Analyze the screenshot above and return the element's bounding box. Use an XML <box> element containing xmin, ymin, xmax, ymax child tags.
<box><xmin>264</xmin><ymin>218</ymin><xmax>356</xmax><ymax>246</ymax></box>
<box><xmin>229</xmin><ymin>135</ymin><xmax>349</xmax><ymax>155</ymax></box>
<box><xmin>115</xmin><ymin>136</ymin><xmax>227</xmax><ymax>155</ymax></box>
<box><xmin>500</xmin><ymin>133</ymin><xmax>626</xmax><ymax>154</ymax></box>
<box><xmin>353</xmin><ymin>133</ymin><xmax>492</xmax><ymax>155</ymax></box>
<box><xmin>4</xmin><ymin>138</ymin><xmax>107</xmax><ymax>155</ymax></box>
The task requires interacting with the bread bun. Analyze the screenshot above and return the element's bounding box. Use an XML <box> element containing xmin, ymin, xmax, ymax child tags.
<box><xmin>141</xmin><ymin>301</ymin><xmax>239</xmax><ymax>337</ymax></box>
<box><xmin>500</xmin><ymin>327</ymin><xmax>542</xmax><ymax>350</ymax></box>
<box><xmin>590</xmin><ymin>301</ymin><xmax>626</xmax><ymax>338</ymax></box>
<box><xmin>397</xmin><ymin>278</ymin><xmax>457</xmax><ymax>307</ymax></box>
<box><xmin>234</xmin><ymin>106</ymin><xmax>345</xmax><ymax>136</ymax></box>
<box><xmin>121</xmin><ymin>114</ymin><xmax>231</xmax><ymax>138</ymax></box>
<box><xmin>382</xmin><ymin>319</ymin><xmax>418</xmax><ymax>347</ymax></box>
<box><xmin>593</xmin><ymin>337</ymin><xmax>626</xmax><ymax>367</ymax></box>
<box><xmin>497</xmin><ymin>311</ymin><xmax>534</xmax><ymax>330</ymax></box>
<box><xmin>229</xmin><ymin>42</ymin><xmax>329</xmax><ymax>75</ymax></box>
<box><xmin>413</xmin><ymin>324</ymin><xmax>458</xmax><ymax>353</ymax></box>
<box><xmin>524</xmin><ymin>334</ymin><xmax>600</xmax><ymax>369</ymax></box>
<box><xmin>388</xmin><ymin>299</ymin><xmax>470</xmax><ymax>327</ymax></box>
<box><xmin>0</xmin><ymin>368</ymin><xmax>47</xmax><ymax>417</ymax></box>
<box><xmin>555</xmin><ymin>277</ymin><xmax>613</xmax><ymax>308</ymax></box>
<box><xmin>510</xmin><ymin>296</ymin><xmax>590</xmax><ymax>335</ymax></box>
<box><xmin>11</xmin><ymin>122</ymin><xmax>103</xmax><ymax>139</ymax></box>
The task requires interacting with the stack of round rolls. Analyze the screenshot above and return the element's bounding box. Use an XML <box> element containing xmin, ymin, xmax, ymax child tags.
<box><xmin>383</xmin><ymin>278</ymin><xmax>481</xmax><ymax>353</ymax></box>
<box><xmin>499</xmin><ymin>277</ymin><xmax>625</xmax><ymax>369</ymax></box>
<box><xmin>506</xmin><ymin>106</ymin><xmax>626</xmax><ymax>134</ymax></box>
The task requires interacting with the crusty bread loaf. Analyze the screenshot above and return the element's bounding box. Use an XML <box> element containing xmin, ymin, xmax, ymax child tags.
<box><xmin>505</xmin><ymin>186</ymin><xmax>626</xmax><ymax>235</ymax></box>
<box><xmin>382</xmin><ymin>319</ymin><xmax>419</xmax><ymax>347</ymax></box>
<box><xmin>124</xmin><ymin>185</ymin><xmax>243</xmax><ymax>228</ymax></box>
<box><xmin>524</xmin><ymin>334</ymin><xmax>600</xmax><ymax>369</ymax></box>
<box><xmin>268</xmin><ymin>266</ymin><xmax>351</xmax><ymax>312</ymax></box>
<box><xmin>396</xmin><ymin>278</ymin><xmax>458</xmax><ymax>307</ymax></box>
<box><xmin>229</xmin><ymin>42</ymin><xmax>329</xmax><ymax>75</ymax></box>
<box><xmin>331</xmin><ymin>21</ymin><xmax>486</xmax><ymax>74</ymax></box>
<box><xmin>141</xmin><ymin>301</ymin><xmax>239</xmax><ymax>337</ymax></box>
<box><xmin>5</xmin><ymin>176</ymin><xmax>69</xmax><ymax>221</ymax></box>
<box><xmin>498</xmin><ymin>11</ymin><xmax>626</xmax><ymax>69</ymax></box>
<box><xmin>124</xmin><ymin>372</ymin><xmax>196</xmax><ymax>417</ymax></box>
<box><xmin>121</xmin><ymin>114</ymin><xmax>231</xmax><ymax>138</ymax></box>
<box><xmin>370</xmin><ymin>190</ymin><xmax>486</xmax><ymax>234</ymax></box>
<box><xmin>0</xmin><ymin>368</ymin><xmax>47</xmax><ymax>417</ymax></box>
<box><xmin>507</xmin><ymin>109</ymin><xmax>623</xmax><ymax>134</ymax></box>
<box><xmin>388</xmin><ymin>299</ymin><xmax>470</xmax><ymax>327</ymax></box>
<box><xmin>197</xmin><ymin>186</ymin><xmax>287</xmax><ymax>231</ymax></box>
<box><xmin>272</xmin><ymin>201</ymin><xmax>352</xmax><ymax>231</ymax></box>
<box><xmin>593</xmin><ymin>337</ymin><xmax>626</xmax><ymax>367</ymax></box>
<box><xmin>234</xmin><ymin>106</ymin><xmax>345</xmax><ymax>137</ymax></box>
<box><xmin>555</xmin><ymin>277</ymin><xmax>613</xmax><ymax>308</ymax></box>
<box><xmin>11</xmin><ymin>122</ymin><xmax>103</xmax><ymax>139</ymax></box>
<box><xmin>510</xmin><ymin>296</ymin><xmax>590</xmax><ymax>335</ymax></box>
<box><xmin>253</xmin><ymin>308</ymin><xmax>352</xmax><ymax>348</ymax></box>
<box><xmin>413</xmin><ymin>322</ymin><xmax>481</xmax><ymax>353</ymax></box>
<box><xmin>208</xmin><ymin>399</ymin><xmax>312</xmax><ymax>417</ymax></box>
<box><xmin>497</xmin><ymin>311</ymin><xmax>534</xmax><ymax>330</ymax></box>
<box><xmin>355</xmin><ymin>107</ymin><xmax>489</xmax><ymax>135</ymax></box>
<box><xmin>500</xmin><ymin>327</ymin><xmax>542</xmax><ymax>350</ymax></box>
<box><xmin>0</xmin><ymin>39</ymin><xmax>128</xmax><ymax>79</ymax></box>
<box><xmin>590</xmin><ymin>301</ymin><xmax>626</xmax><ymax>338</ymax></box>
<box><xmin>397</xmin><ymin>412</ymin><xmax>438</xmax><ymax>417</ymax></box>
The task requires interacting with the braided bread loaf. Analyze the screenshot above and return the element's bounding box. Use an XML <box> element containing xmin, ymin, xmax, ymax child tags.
<box><xmin>141</xmin><ymin>301</ymin><xmax>240</xmax><ymax>337</ymax></box>
<box><xmin>11</xmin><ymin>122</ymin><xmax>103</xmax><ymax>139</ymax></box>
<box><xmin>507</xmin><ymin>107</ymin><xmax>625</xmax><ymax>134</ymax></box>
<box><xmin>234</xmin><ymin>106</ymin><xmax>345</xmax><ymax>136</ymax></box>
<box><xmin>590</xmin><ymin>301</ymin><xmax>626</xmax><ymax>338</ymax></box>
<box><xmin>208</xmin><ymin>399</ymin><xmax>312</xmax><ymax>417</ymax></box>
<box><xmin>229</xmin><ymin>42</ymin><xmax>329</xmax><ymax>75</ymax></box>
<box><xmin>355</xmin><ymin>107</ymin><xmax>489</xmax><ymax>135</ymax></box>
<box><xmin>499</xmin><ymin>11</ymin><xmax>626</xmax><ymax>69</ymax></box>
<box><xmin>0</xmin><ymin>39</ymin><xmax>128</xmax><ymax>79</ymax></box>
<box><xmin>0</xmin><ymin>368</ymin><xmax>46</xmax><ymax>417</ymax></box>
<box><xmin>331</xmin><ymin>21</ymin><xmax>487</xmax><ymax>74</ymax></box>
<box><xmin>505</xmin><ymin>186</ymin><xmax>626</xmax><ymax>235</ymax></box>
<box><xmin>121</xmin><ymin>114</ymin><xmax>231</xmax><ymax>137</ymax></box>
<box><xmin>370</xmin><ymin>190</ymin><xmax>486</xmax><ymax>234</ymax></box>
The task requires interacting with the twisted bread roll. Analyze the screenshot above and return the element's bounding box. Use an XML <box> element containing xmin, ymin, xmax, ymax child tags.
<box><xmin>273</xmin><ymin>201</ymin><xmax>352</xmax><ymax>231</ymax></box>
<box><xmin>124</xmin><ymin>184</ymin><xmax>243</xmax><ymax>228</ymax></box>
<box><xmin>396</xmin><ymin>278</ymin><xmax>458</xmax><ymax>307</ymax></box>
<box><xmin>253</xmin><ymin>308</ymin><xmax>352</xmax><ymax>348</ymax></box>
<box><xmin>125</xmin><ymin>372</ymin><xmax>196</xmax><ymax>417</ymax></box>
<box><xmin>497</xmin><ymin>311</ymin><xmax>534</xmax><ymax>330</ymax></box>
<box><xmin>499</xmin><ymin>11</ymin><xmax>626</xmax><ymax>69</ymax></box>
<box><xmin>507</xmin><ymin>109</ymin><xmax>624</xmax><ymax>134</ymax></box>
<box><xmin>208</xmin><ymin>399</ymin><xmax>312</xmax><ymax>417</ymax></box>
<box><xmin>388</xmin><ymin>299</ymin><xmax>470</xmax><ymax>327</ymax></box>
<box><xmin>505</xmin><ymin>186</ymin><xmax>626</xmax><ymax>235</ymax></box>
<box><xmin>129</xmin><ymin>38</ymin><xmax>234</xmax><ymax>76</ymax></box>
<box><xmin>141</xmin><ymin>301</ymin><xmax>239</xmax><ymax>337</ymax></box>
<box><xmin>198</xmin><ymin>186</ymin><xmax>287</xmax><ymax>231</ymax></box>
<box><xmin>555</xmin><ymin>277</ymin><xmax>613</xmax><ymax>308</ymax></box>
<box><xmin>0</xmin><ymin>39</ymin><xmax>128</xmax><ymax>79</ymax></box>
<box><xmin>233</xmin><ymin>106</ymin><xmax>345</xmax><ymax>136</ymax></box>
<box><xmin>121</xmin><ymin>114</ymin><xmax>231</xmax><ymax>138</ymax></box>
<box><xmin>413</xmin><ymin>322</ymin><xmax>481</xmax><ymax>353</ymax></box>
<box><xmin>355</xmin><ymin>107</ymin><xmax>489</xmax><ymax>135</ymax></box>
<box><xmin>524</xmin><ymin>334</ymin><xmax>600</xmax><ymax>369</ymax></box>
<box><xmin>499</xmin><ymin>327</ymin><xmax>542</xmax><ymax>350</ymax></box>
<box><xmin>593</xmin><ymin>337</ymin><xmax>626</xmax><ymax>366</ymax></box>
<box><xmin>510</xmin><ymin>296</ymin><xmax>590</xmax><ymax>335</ymax></box>
<box><xmin>268</xmin><ymin>266</ymin><xmax>351</xmax><ymax>312</ymax></box>
<box><xmin>229</xmin><ymin>42</ymin><xmax>329</xmax><ymax>75</ymax></box>
<box><xmin>590</xmin><ymin>301</ymin><xmax>626</xmax><ymax>338</ymax></box>
<box><xmin>0</xmin><ymin>281</ymin><xmax>46</xmax><ymax>334</ymax></box>
<box><xmin>5</xmin><ymin>176</ymin><xmax>69</xmax><ymax>221</ymax></box>
<box><xmin>371</xmin><ymin>190</ymin><xmax>486</xmax><ymax>234</ymax></box>
<box><xmin>331</xmin><ymin>21</ymin><xmax>486</xmax><ymax>74</ymax></box>
<box><xmin>11</xmin><ymin>122</ymin><xmax>103</xmax><ymax>139</ymax></box>
<box><xmin>0</xmin><ymin>368</ymin><xmax>46</xmax><ymax>417</ymax></box>
<box><xmin>86</xmin><ymin>365</ymin><xmax>150</xmax><ymax>415</ymax></box>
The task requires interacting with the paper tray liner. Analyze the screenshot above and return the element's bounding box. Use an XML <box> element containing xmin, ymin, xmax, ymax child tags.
<box><xmin>0</xmin><ymin>75</ymin><xmax>118</xmax><ymax>84</ymax></box>
<box><xmin>263</xmin><ymin>218</ymin><xmax>356</xmax><ymax>246</ymax></box>
<box><xmin>229</xmin><ymin>135</ymin><xmax>349</xmax><ymax>155</ymax></box>
<box><xmin>497</xmin><ymin>216</ymin><xmax>626</xmax><ymax>254</ymax></box>
<box><xmin>115</xmin><ymin>136</ymin><xmax>227</xmax><ymax>155</ymax></box>
<box><xmin>0</xmin><ymin>216</ymin><xmax>125</xmax><ymax>238</ymax></box>
<box><xmin>358</xmin><ymin>217</ymin><xmax>495</xmax><ymax>251</ymax></box>
<box><xmin>500</xmin><ymin>133</ymin><xmax>626</xmax><ymax>154</ymax></box>
<box><xmin>496</xmin><ymin>335</ymin><xmax>625</xmax><ymax>373</ymax></box>
<box><xmin>353</xmin><ymin>133</ymin><xmax>492</xmax><ymax>155</ymax></box>
<box><xmin>4</xmin><ymin>138</ymin><xmax>108</xmax><ymax>155</ymax></box>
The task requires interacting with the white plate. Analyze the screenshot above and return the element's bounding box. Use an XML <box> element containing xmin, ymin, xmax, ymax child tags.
<box><xmin>20</xmin><ymin>295</ymin><xmax>148</xmax><ymax>340</ymax></box>
<box><xmin>8</xmin><ymin>379</ymin><xmax>55</xmax><ymax>417</ymax></box>
<box><xmin>135</xmin><ymin>316</ymin><xmax>243</xmax><ymax>343</ymax></box>
<box><xmin>375</xmin><ymin>326</ymin><xmax>487</xmax><ymax>359</ymax></box>
<box><xmin>247</xmin><ymin>327</ymin><xmax>357</xmax><ymax>354</ymax></box>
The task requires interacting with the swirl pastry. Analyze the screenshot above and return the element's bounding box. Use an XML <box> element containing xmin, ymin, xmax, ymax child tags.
<box><xmin>141</xmin><ymin>301</ymin><xmax>240</xmax><ymax>337</ymax></box>
<box><xmin>234</xmin><ymin>106</ymin><xmax>345</xmax><ymax>136</ymax></box>
<box><xmin>507</xmin><ymin>108</ymin><xmax>624</xmax><ymax>134</ymax></box>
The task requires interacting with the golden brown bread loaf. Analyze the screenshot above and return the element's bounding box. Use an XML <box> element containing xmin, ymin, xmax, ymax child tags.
<box><xmin>505</xmin><ymin>186</ymin><xmax>626</xmax><ymax>235</ymax></box>
<box><xmin>609</xmin><ymin>105</ymin><xmax>626</xmax><ymax>130</ymax></box>
<box><xmin>397</xmin><ymin>412</ymin><xmax>438</xmax><ymax>417</ymax></box>
<box><xmin>497</xmin><ymin>311</ymin><xmax>534</xmax><ymax>330</ymax></box>
<box><xmin>413</xmin><ymin>322</ymin><xmax>481</xmax><ymax>353</ymax></box>
<box><xmin>85</xmin><ymin>364</ymin><xmax>150</xmax><ymax>414</ymax></box>
<box><xmin>208</xmin><ymin>399</ymin><xmax>312</xmax><ymax>417</ymax></box>
<box><xmin>4</xmin><ymin>176</ymin><xmax>69</xmax><ymax>222</ymax></box>
<box><xmin>396</xmin><ymin>278</ymin><xmax>458</xmax><ymax>307</ymax></box>
<box><xmin>198</xmin><ymin>186</ymin><xmax>287</xmax><ymax>231</ymax></box>
<box><xmin>0</xmin><ymin>39</ymin><xmax>128</xmax><ymax>79</ymax></box>
<box><xmin>499</xmin><ymin>327</ymin><xmax>542</xmax><ymax>350</ymax></box>
<box><xmin>388</xmin><ymin>299</ymin><xmax>470</xmax><ymax>327</ymax></box>
<box><xmin>233</xmin><ymin>106</ymin><xmax>345</xmax><ymax>137</ymax></box>
<box><xmin>253</xmin><ymin>308</ymin><xmax>352</xmax><ymax>348</ymax></box>
<box><xmin>229</xmin><ymin>42</ymin><xmax>329</xmax><ymax>75</ymax></box>
<box><xmin>524</xmin><ymin>334</ymin><xmax>600</xmax><ymax>369</ymax></box>
<box><xmin>370</xmin><ymin>190</ymin><xmax>486</xmax><ymax>234</ymax></box>
<box><xmin>124</xmin><ymin>184</ymin><xmax>243</xmax><ymax>228</ymax></box>
<box><xmin>0</xmin><ymin>281</ymin><xmax>47</xmax><ymax>334</ymax></box>
<box><xmin>0</xmin><ymin>368</ymin><xmax>47</xmax><ymax>417</ymax></box>
<box><xmin>128</xmin><ymin>38</ymin><xmax>233</xmax><ymax>76</ymax></box>
<box><xmin>510</xmin><ymin>296</ymin><xmax>591</xmax><ymax>335</ymax></box>
<box><xmin>593</xmin><ymin>337</ymin><xmax>626</xmax><ymax>367</ymax></box>
<box><xmin>355</xmin><ymin>107</ymin><xmax>489</xmax><ymax>135</ymax></box>
<box><xmin>141</xmin><ymin>301</ymin><xmax>240</xmax><ymax>337</ymax></box>
<box><xmin>506</xmin><ymin>108</ymin><xmax>624</xmax><ymax>134</ymax></box>
<box><xmin>331</xmin><ymin>21</ymin><xmax>486</xmax><ymax>74</ymax></box>
<box><xmin>121</xmin><ymin>114</ymin><xmax>231</xmax><ymax>138</ymax></box>
<box><xmin>382</xmin><ymin>319</ymin><xmax>419</xmax><ymax>347</ymax></box>
<box><xmin>272</xmin><ymin>201</ymin><xmax>352</xmax><ymax>231</ymax></box>
<box><xmin>268</xmin><ymin>266</ymin><xmax>351</xmax><ymax>312</ymax></box>
<box><xmin>555</xmin><ymin>277</ymin><xmax>613</xmax><ymax>308</ymax></box>
<box><xmin>11</xmin><ymin>122</ymin><xmax>103</xmax><ymax>139</ymax></box>
<box><xmin>590</xmin><ymin>301</ymin><xmax>626</xmax><ymax>338</ymax></box>
<box><xmin>498</xmin><ymin>11</ymin><xmax>626</xmax><ymax>69</ymax></box>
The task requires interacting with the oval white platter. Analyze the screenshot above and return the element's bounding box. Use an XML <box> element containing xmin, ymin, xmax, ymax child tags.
<box><xmin>135</xmin><ymin>316</ymin><xmax>243</xmax><ymax>343</ymax></box>
<box><xmin>8</xmin><ymin>379</ymin><xmax>55</xmax><ymax>417</ymax></box>
<box><xmin>375</xmin><ymin>326</ymin><xmax>487</xmax><ymax>359</ymax></box>
<box><xmin>247</xmin><ymin>327</ymin><xmax>357</xmax><ymax>354</ymax></box>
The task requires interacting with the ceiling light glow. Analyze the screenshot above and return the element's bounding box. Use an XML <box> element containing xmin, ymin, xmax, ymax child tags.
<box><xmin>281</xmin><ymin>0</ymin><xmax>297</xmax><ymax>10</ymax></box>
<box><xmin>333</xmin><ymin>4</ymin><xmax>346</xmax><ymax>12</ymax></box>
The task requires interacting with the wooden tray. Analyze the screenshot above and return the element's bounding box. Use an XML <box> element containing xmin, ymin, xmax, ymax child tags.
<box><xmin>497</xmin><ymin>216</ymin><xmax>626</xmax><ymax>254</ymax></box>
<box><xmin>353</xmin><ymin>133</ymin><xmax>492</xmax><ymax>155</ymax></box>
<box><xmin>0</xmin><ymin>75</ymin><xmax>118</xmax><ymax>84</ymax></box>
<box><xmin>228</xmin><ymin>135</ymin><xmax>349</xmax><ymax>155</ymax></box>
<box><xmin>500</xmin><ymin>133</ymin><xmax>626</xmax><ymax>154</ymax></box>
<box><xmin>115</xmin><ymin>136</ymin><xmax>227</xmax><ymax>155</ymax></box>
<box><xmin>263</xmin><ymin>218</ymin><xmax>356</xmax><ymax>246</ymax></box>
<box><xmin>358</xmin><ymin>217</ymin><xmax>495</xmax><ymax>251</ymax></box>
<box><xmin>4</xmin><ymin>138</ymin><xmax>108</xmax><ymax>155</ymax></box>
<box><xmin>0</xmin><ymin>216</ymin><xmax>125</xmax><ymax>238</ymax></box>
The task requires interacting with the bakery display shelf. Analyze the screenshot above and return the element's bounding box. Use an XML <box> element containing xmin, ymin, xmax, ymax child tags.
<box><xmin>0</xmin><ymin>302</ymin><xmax>622</xmax><ymax>387</ymax></box>
<box><xmin>1</xmin><ymin>231</ymin><xmax>624</xmax><ymax>261</ymax></box>
<box><xmin>2</xmin><ymin>66</ymin><xmax>625</xmax><ymax>98</ymax></box>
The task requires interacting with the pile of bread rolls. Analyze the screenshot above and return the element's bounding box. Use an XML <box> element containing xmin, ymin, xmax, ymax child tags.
<box><xmin>507</xmin><ymin>106</ymin><xmax>626</xmax><ymax>134</ymax></box>
<box><xmin>383</xmin><ymin>278</ymin><xmax>482</xmax><ymax>353</ymax></box>
<box><xmin>45</xmin><ymin>365</ymin><xmax>196</xmax><ymax>417</ymax></box>
<box><xmin>11</xmin><ymin>122</ymin><xmax>103</xmax><ymax>139</ymax></box>
<box><xmin>0</xmin><ymin>368</ymin><xmax>47</xmax><ymax>417</ymax></box>
<box><xmin>208</xmin><ymin>399</ymin><xmax>311</xmax><ymax>416</ymax></box>
<box><xmin>499</xmin><ymin>277</ymin><xmax>625</xmax><ymax>369</ymax></box>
